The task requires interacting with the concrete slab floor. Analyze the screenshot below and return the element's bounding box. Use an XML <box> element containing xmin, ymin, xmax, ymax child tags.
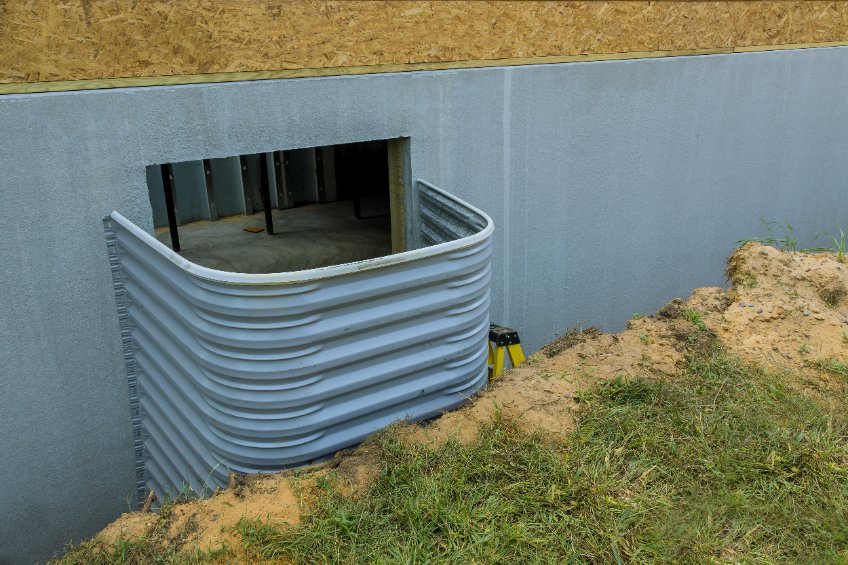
<box><xmin>155</xmin><ymin>198</ymin><xmax>392</xmax><ymax>273</ymax></box>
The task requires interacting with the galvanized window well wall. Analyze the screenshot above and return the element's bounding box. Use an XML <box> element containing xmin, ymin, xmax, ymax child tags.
<box><xmin>104</xmin><ymin>180</ymin><xmax>494</xmax><ymax>503</ymax></box>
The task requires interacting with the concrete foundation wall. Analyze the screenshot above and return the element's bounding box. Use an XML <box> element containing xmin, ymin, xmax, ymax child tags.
<box><xmin>1</xmin><ymin>47</ymin><xmax>847</xmax><ymax>563</ymax></box>
<box><xmin>208</xmin><ymin>157</ymin><xmax>245</xmax><ymax>218</ymax></box>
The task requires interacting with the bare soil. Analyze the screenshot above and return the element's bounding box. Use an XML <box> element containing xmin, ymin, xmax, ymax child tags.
<box><xmin>91</xmin><ymin>243</ymin><xmax>848</xmax><ymax>560</ymax></box>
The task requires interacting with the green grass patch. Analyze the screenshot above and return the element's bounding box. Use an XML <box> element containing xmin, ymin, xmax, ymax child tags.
<box><xmin>737</xmin><ymin>220</ymin><xmax>801</xmax><ymax>253</ymax></box>
<box><xmin>682</xmin><ymin>309</ymin><xmax>708</xmax><ymax>332</ymax></box>
<box><xmin>52</xmin><ymin>348</ymin><xmax>848</xmax><ymax>564</ymax></box>
<box><xmin>235</xmin><ymin>351</ymin><xmax>848</xmax><ymax>564</ymax></box>
<box><xmin>54</xmin><ymin>536</ymin><xmax>228</xmax><ymax>565</ymax></box>
<box><xmin>810</xmin><ymin>357</ymin><xmax>848</xmax><ymax>378</ymax></box>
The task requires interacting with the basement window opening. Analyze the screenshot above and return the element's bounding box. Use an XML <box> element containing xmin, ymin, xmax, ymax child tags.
<box><xmin>145</xmin><ymin>139</ymin><xmax>406</xmax><ymax>274</ymax></box>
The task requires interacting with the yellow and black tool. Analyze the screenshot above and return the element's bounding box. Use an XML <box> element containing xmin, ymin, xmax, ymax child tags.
<box><xmin>487</xmin><ymin>323</ymin><xmax>525</xmax><ymax>380</ymax></box>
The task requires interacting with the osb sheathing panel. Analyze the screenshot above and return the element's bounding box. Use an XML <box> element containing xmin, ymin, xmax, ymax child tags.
<box><xmin>1</xmin><ymin>1</ymin><xmax>847</xmax><ymax>85</ymax></box>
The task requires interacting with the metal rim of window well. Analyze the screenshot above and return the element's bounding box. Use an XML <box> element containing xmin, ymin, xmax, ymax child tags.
<box><xmin>104</xmin><ymin>179</ymin><xmax>494</xmax><ymax>505</ymax></box>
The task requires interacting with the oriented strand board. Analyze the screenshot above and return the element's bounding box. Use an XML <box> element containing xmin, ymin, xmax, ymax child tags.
<box><xmin>1</xmin><ymin>1</ymin><xmax>847</xmax><ymax>87</ymax></box>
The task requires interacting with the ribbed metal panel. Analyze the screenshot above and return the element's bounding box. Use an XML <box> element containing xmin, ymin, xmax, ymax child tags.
<box><xmin>104</xmin><ymin>180</ymin><xmax>493</xmax><ymax>504</ymax></box>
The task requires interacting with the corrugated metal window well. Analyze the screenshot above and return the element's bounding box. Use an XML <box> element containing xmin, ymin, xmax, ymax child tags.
<box><xmin>105</xmin><ymin>146</ymin><xmax>494</xmax><ymax>504</ymax></box>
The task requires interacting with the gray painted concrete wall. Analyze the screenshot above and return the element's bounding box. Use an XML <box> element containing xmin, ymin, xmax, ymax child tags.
<box><xmin>1</xmin><ymin>47</ymin><xmax>847</xmax><ymax>563</ymax></box>
<box><xmin>171</xmin><ymin>161</ymin><xmax>210</xmax><ymax>224</ymax></box>
<box><xmin>289</xmin><ymin>148</ymin><xmax>320</xmax><ymax>204</ymax></box>
<box><xmin>208</xmin><ymin>157</ymin><xmax>246</xmax><ymax>218</ymax></box>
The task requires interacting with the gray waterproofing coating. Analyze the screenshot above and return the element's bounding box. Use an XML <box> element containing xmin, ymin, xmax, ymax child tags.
<box><xmin>104</xmin><ymin>180</ymin><xmax>493</xmax><ymax>503</ymax></box>
<box><xmin>1</xmin><ymin>47</ymin><xmax>848</xmax><ymax>563</ymax></box>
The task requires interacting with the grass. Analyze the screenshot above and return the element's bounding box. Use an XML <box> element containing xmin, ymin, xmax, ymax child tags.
<box><xmin>810</xmin><ymin>357</ymin><xmax>848</xmax><ymax>378</ymax></box>
<box><xmin>738</xmin><ymin>219</ymin><xmax>848</xmax><ymax>263</ymax></box>
<box><xmin>737</xmin><ymin>219</ymin><xmax>800</xmax><ymax>253</ymax></box>
<box><xmin>54</xmin><ymin>534</ymin><xmax>229</xmax><ymax>565</ymax></box>
<box><xmin>53</xmin><ymin>345</ymin><xmax>848</xmax><ymax>564</ymax></box>
<box><xmin>682</xmin><ymin>309</ymin><xmax>708</xmax><ymax>332</ymax></box>
<box><xmin>812</xmin><ymin>229</ymin><xmax>847</xmax><ymax>264</ymax></box>
<box><xmin>232</xmin><ymin>349</ymin><xmax>848</xmax><ymax>564</ymax></box>
<box><xmin>831</xmin><ymin>229</ymin><xmax>847</xmax><ymax>263</ymax></box>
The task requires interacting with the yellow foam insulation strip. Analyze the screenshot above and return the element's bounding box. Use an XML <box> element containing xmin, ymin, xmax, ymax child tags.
<box><xmin>1</xmin><ymin>1</ymin><xmax>847</xmax><ymax>94</ymax></box>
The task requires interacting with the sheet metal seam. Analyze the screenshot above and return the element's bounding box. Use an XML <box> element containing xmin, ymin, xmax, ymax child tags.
<box><xmin>104</xmin><ymin>219</ymin><xmax>148</xmax><ymax>507</ymax></box>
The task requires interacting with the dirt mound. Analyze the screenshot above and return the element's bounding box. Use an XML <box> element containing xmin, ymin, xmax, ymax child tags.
<box><xmin>722</xmin><ymin>244</ymin><xmax>847</xmax><ymax>377</ymax></box>
<box><xmin>83</xmin><ymin>243</ymin><xmax>848</xmax><ymax>560</ymax></box>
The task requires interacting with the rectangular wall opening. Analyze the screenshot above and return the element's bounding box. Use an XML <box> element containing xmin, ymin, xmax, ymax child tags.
<box><xmin>145</xmin><ymin>138</ymin><xmax>408</xmax><ymax>274</ymax></box>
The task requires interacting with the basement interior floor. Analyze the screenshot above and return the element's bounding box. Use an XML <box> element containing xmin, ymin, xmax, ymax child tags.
<box><xmin>155</xmin><ymin>197</ymin><xmax>392</xmax><ymax>274</ymax></box>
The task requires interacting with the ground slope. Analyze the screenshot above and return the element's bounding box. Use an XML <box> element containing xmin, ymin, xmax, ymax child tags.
<box><xmin>55</xmin><ymin>243</ymin><xmax>848</xmax><ymax>563</ymax></box>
